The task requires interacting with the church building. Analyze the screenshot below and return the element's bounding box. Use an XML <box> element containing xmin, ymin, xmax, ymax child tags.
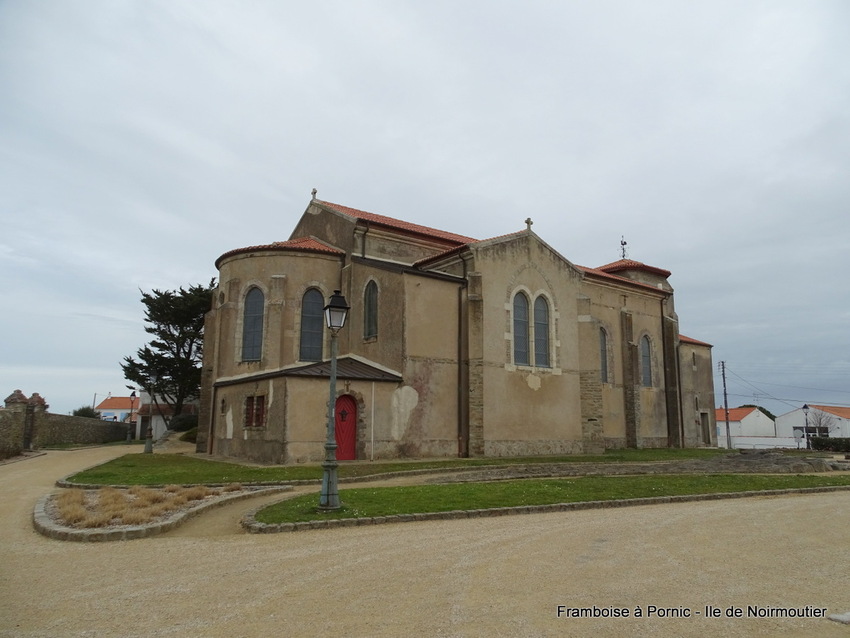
<box><xmin>195</xmin><ymin>195</ymin><xmax>716</xmax><ymax>464</ymax></box>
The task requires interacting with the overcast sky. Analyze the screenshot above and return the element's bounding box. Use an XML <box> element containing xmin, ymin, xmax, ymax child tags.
<box><xmin>1</xmin><ymin>0</ymin><xmax>848</xmax><ymax>421</ymax></box>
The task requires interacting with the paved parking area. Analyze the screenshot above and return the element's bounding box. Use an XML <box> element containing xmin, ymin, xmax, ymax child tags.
<box><xmin>2</xmin><ymin>446</ymin><xmax>850</xmax><ymax>637</ymax></box>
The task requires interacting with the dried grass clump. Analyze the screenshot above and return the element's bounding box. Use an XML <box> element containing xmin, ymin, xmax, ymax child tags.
<box><xmin>53</xmin><ymin>482</ymin><xmax>245</xmax><ymax>529</ymax></box>
<box><xmin>60</xmin><ymin>503</ymin><xmax>89</xmax><ymax>525</ymax></box>
<box><xmin>127</xmin><ymin>486</ymin><xmax>168</xmax><ymax>506</ymax></box>
<box><xmin>56</xmin><ymin>488</ymin><xmax>86</xmax><ymax>509</ymax></box>
<box><xmin>84</xmin><ymin>510</ymin><xmax>118</xmax><ymax>528</ymax></box>
<box><xmin>169</xmin><ymin>493</ymin><xmax>189</xmax><ymax>507</ymax></box>
<box><xmin>183</xmin><ymin>485</ymin><xmax>218</xmax><ymax>501</ymax></box>
<box><xmin>119</xmin><ymin>509</ymin><xmax>153</xmax><ymax>526</ymax></box>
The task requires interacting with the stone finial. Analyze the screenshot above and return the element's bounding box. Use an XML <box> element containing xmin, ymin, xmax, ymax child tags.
<box><xmin>4</xmin><ymin>389</ymin><xmax>28</xmax><ymax>405</ymax></box>
<box><xmin>311</xmin><ymin>188</ymin><xmax>317</xmax><ymax>200</ymax></box>
<box><xmin>525</xmin><ymin>217</ymin><xmax>533</xmax><ymax>231</ymax></box>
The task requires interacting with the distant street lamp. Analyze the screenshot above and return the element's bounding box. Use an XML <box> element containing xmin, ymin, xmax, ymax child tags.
<box><xmin>802</xmin><ymin>404</ymin><xmax>810</xmax><ymax>449</ymax></box>
<box><xmin>127</xmin><ymin>390</ymin><xmax>136</xmax><ymax>443</ymax></box>
<box><xmin>144</xmin><ymin>374</ymin><xmax>158</xmax><ymax>454</ymax></box>
<box><xmin>319</xmin><ymin>290</ymin><xmax>350</xmax><ymax>511</ymax></box>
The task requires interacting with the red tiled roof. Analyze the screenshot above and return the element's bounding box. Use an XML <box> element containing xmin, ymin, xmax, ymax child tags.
<box><xmin>577</xmin><ymin>265</ymin><xmax>669</xmax><ymax>294</ymax></box>
<box><xmin>597</xmin><ymin>259</ymin><xmax>672</xmax><ymax>279</ymax></box>
<box><xmin>715</xmin><ymin>406</ymin><xmax>759</xmax><ymax>422</ymax></box>
<box><xmin>810</xmin><ymin>405</ymin><xmax>850</xmax><ymax>420</ymax></box>
<box><xmin>95</xmin><ymin>396</ymin><xmax>137</xmax><ymax>411</ymax></box>
<box><xmin>679</xmin><ymin>335</ymin><xmax>713</xmax><ymax>347</ymax></box>
<box><xmin>318</xmin><ymin>200</ymin><xmax>477</xmax><ymax>245</ymax></box>
<box><xmin>216</xmin><ymin>236</ymin><xmax>344</xmax><ymax>268</ymax></box>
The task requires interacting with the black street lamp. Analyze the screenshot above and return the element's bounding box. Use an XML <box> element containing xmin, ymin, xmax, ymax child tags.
<box><xmin>144</xmin><ymin>374</ymin><xmax>158</xmax><ymax>454</ymax></box>
<box><xmin>127</xmin><ymin>390</ymin><xmax>136</xmax><ymax>443</ymax></box>
<box><xmin>319</xmin><ymin>290</ymin><xmax>350</xmax><ymax>511</ymax></box>
<box><xmin>802</xmin><ymin>404</ymin><xmax>810</xmax><ymax>449</ymax></box>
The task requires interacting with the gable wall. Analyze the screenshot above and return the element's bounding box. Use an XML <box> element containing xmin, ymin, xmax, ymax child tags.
<box><xmin>290</xmin><ymin>203</ymin><xmax>357</xmax><ymax>254</ymax></box>
<box><xmin>470</xmin><ymin>235</ymin><xmax>586</xmax><ymax>455</ymax></box>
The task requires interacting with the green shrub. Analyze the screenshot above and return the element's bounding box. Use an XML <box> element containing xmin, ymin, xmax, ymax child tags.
<box><xmin>72</xmin><ymin>406</ymin><xmax>101</xmax><ymax>419</ymax></box>
<box><xmin>179</xmin><ymin>427</ymin><xmax>197</xmax><ymax>443</ymax></box>
<box><xmin>169</xmin><ymin>414</ymin><xmax>197</xmax><ymax>432</ymax></box>
<box><xmin>810</xmin><ymin>437</ymin><xmax>850</xmax><ymax>453</ymax></box>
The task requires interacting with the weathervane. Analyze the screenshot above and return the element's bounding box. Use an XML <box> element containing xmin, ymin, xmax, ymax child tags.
<box><xmin>620</xmin><ymin>236</ymin><xmax>628</xmax><ymax>259</ymax></box>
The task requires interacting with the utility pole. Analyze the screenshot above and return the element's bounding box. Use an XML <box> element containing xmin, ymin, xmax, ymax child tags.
<box><xmin>721</xmin><ymin>361</ymin><xmax>732</xmax><ymax>449</ymax></box>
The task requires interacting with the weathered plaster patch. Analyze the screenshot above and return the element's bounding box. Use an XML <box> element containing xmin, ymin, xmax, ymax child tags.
<box><xmin>391</xmin><ymin>386</ymin><xmax>419</xmax><ymax>440</ymax></box>
<box><xmin>526</xmin><ymin>374</ymin><xmax>541</xmax><ymax>391</ymax></box>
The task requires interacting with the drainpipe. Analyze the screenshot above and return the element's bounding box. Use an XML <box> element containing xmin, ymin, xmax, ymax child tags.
<box><xmin>457</xmin><ymin>255</ymin><xmax>471</xmax><ymax>457</ymax></box>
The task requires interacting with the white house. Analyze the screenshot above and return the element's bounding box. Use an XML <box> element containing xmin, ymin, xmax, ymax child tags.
<box><xmin>134</xmin><ymin>390</ymin><xmax>197</xmax><ymax>441</ymax></box>
<box><xmin>714</xmin><ymin>406</ymin><xmax>796</xmax><ymax>449</ymax></box>
<box><xmin>775</xmin><ymin>405</ymin><xmax>850</xmax><ymax>447</ymax></box>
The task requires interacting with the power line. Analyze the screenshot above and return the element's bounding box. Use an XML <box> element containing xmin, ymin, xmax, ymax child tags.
<box><xmin>725</xmin><ymin>392</ymin><xmax>850</xmax><ymax>407</ymax></box>
<box><xmin>716</xmin><ymin>364</ymin><xmax>849</xmax><ymax>395</ymax></box>
<box><xmin>718</xmin><ymin>364</ymin><xmax>850</xmax><ymax>407</ymax></box>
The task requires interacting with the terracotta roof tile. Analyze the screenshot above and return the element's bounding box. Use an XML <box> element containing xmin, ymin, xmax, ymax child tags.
<box><xmin>95</xmin><ymin>396</ymin><xmax>138</xmax><ymax>411</ymax></box>
<box><xmin>679</xmin><ymin>335</ymin><xmax>713</xmax><ymax>347</ymax></box>
<box><xmin>715</xmin><ymin>406</ymin><xmax>760</xmax><ymax>422</ymax></box>
<box><xmin>216</xmin><ymin>236</ymin><xmax>344</xmax><ymax>268</ymax></box>
<box><xmin>809</xmin><ymin>405</ymin><xmax>850</xmax><ymax>420</ymax></box>
<box><xmin>318</xmin><ymin>200</ymin><xmax>477</xmax><ymax>245</ymax></box>
<box><xmin>597</xmin><ymin>259</ymin><xmax>672</xmax><ymax>279</ymax></box>
<box><xmin>577</xmin><ymin>265</ymin><xmax>668</xmax><ymax>293</ymax></box>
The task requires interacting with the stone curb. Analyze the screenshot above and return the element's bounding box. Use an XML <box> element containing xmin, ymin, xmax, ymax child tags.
<box><xmin>34</xmin><ymin>486</ymin><xmax>293</xmax><ymax>542</ymax></box>
<box><xmin>55</xmin><ymin>464</ymin><xmax>497</xmax><ymax>490</ymax></box>
<box><xmin>241</xmin><ymin>484</ymin><xmax>850</xmax><ymax>534</ymax></box>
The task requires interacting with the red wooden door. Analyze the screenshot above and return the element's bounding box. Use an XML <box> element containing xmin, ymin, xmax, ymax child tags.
<box><xmin>335</xmin><ymin>395</ymin><xmax>357</xmax><ymax>460</ymax></box>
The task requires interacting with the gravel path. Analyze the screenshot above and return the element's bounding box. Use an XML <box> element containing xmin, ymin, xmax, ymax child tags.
<box><xmin>2</xmin><ymin>446</ymin><xmax>850</xmax><ymax>637</ymax></box>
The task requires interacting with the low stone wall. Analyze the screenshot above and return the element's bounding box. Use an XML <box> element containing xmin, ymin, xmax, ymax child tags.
<box><xmin>0</xmin><ymin>407</ymin><xmax>128</xmax><ymax>459</ymax></box>
<box><xmin>34</xmin><ymin>413</ymin><xmax>128</xmax><ymax>448</ymax></box>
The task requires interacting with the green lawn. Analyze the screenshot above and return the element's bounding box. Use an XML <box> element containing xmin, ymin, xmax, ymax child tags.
<box><xmin>254</xmin><ymin>474</ymin><xmax>850</xmax><ymax>524</ymax></box>
<box><xmin>65</xmin><ymin>447</ymin><xmax>731</xmax><ymax>485</ymax></box>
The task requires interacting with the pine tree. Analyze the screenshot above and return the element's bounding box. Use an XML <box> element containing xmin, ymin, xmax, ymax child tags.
<box><xmin>121</xmin><ymin>280</ymin><xmax>215</xmax><ymax>424</ymax></box>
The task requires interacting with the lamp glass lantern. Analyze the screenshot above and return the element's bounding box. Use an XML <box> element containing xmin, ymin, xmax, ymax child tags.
<box><xmin>324</xmin><ymin>290</ymin><xmax>350</xmax><ymax>331</ymax></box>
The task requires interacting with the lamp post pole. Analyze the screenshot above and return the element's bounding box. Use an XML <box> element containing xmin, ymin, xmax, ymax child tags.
<box><xmin>319</xmin><ymin>290</ymin><xmax>350</xmax><ymax>511</ymax></box>
<box><xmin>127</xmin><ymin>390</ymin><xmax>136</xmax><ymax>443</ymax></box>
<box><xmin>803</xmin><ymin>404</ymin><xmax>810</xmax><ymax>450</ymax></box>
<box><xmin>144</xmin><ymin>374</ymin><xmax>158</xmax><ymax>454</ymax></box>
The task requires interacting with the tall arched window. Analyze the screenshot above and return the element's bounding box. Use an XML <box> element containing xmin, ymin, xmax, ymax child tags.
<box><xmin>300</xmin><ymin>288</ymin><xmax>324</xmax><ymax>361</ymax></box>
<box><xmin>513</xmin><ymin>292</ymin><xmax>530</xmax><ymax>366</ymax></box>
<box><xmin>242</xmin><ymin>287</ymin><xmax>264</xmax><ymax>361</ymax></box>
<box><xmin>640</xmin><ymin>335</ymin><xmax>652</xmax><ymax>387</ymax></box>
<box><xmin>599</xmin><ymin>327</ymin><xmax>609</xmax><ymax>383</ymax></box>
<box><xmin>533</xmin><ymin>296</ymin><xmax>550</xmax><ymax>368</ymax></box>
<box><xmin>364</xmin><ymin>280</ymin><xmax>378</xmax><ymax>339</ymax></box>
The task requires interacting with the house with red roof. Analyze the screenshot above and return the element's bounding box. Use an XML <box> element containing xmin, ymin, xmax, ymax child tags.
<box><xmin>197</xmin><ymin>194</ymin><xmax>716</xmax><ymax>464</ymax></box>
<box><xmin>714</xmin><ymin>404</ymin><xmax>850</xmax><ymax>449</ymax></box>
<box><xmin>714</xmin><ymin>406</ymin><xmax>783</xmax><ymax>449</ymax></box>
<box><xmin>95</xmin><ymin>395</ymin><xmax>138</xmax><ymax>424</ymax></box>
<box><xmin>775</xmin><ymin>404</ymin><xmax>850</xmax><ymax>448</ymax></box>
